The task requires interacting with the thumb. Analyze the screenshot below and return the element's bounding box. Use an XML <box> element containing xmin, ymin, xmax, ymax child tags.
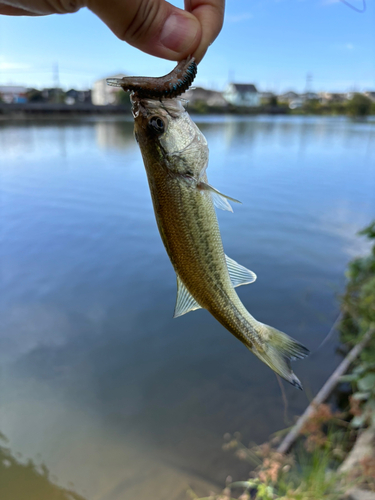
<box><xmin>87</xmin><ymin>0</ymin><xmax>202</xmax><ymax>61</ymax></box>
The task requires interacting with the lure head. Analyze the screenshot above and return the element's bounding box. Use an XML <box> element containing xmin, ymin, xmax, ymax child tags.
<box><xmin>132</xmin><ymin>96</ymin><xmax>208</xmax><ymax>180</ymax></box>
<box><xmin>107</xmin><ymin>57</ymin><xmax>197</xmax><ymax>100</ymax></box>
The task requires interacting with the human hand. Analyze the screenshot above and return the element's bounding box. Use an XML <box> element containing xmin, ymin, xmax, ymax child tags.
<box><xmin>0</xmin><ymin>0</ymin><xmax>224</xmax><ymax>63</ymax></box>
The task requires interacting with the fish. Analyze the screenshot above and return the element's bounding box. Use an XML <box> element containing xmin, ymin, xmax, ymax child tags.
<box><xmin>107</xmin><ymin>59</ymin><xmax>309</xmax><ymax>389</ymax></box>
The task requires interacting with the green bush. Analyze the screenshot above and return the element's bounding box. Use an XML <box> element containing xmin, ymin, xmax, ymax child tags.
<box><xmin>346</xmin><ymin>94</ymin><xmax>372</xmax><ymax>117</ymax></box>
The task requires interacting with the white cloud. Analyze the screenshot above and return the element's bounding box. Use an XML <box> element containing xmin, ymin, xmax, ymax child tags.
<box><xmin>0</xmin><ymin>56</ymin><xmax>30</xmax><ymax>71</ymax></box>
<box><xmin>226</xmin><ymin>12</ymin><xmax>253</xmax><ymax>23</ymax></box>
<box><xmin>331</xmin><ymin>42</ymin><xmax>355</xmax><ymax>51</ymax></box>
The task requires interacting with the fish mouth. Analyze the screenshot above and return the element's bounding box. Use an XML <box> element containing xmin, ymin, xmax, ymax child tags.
<box><xmin>131</xmin><ymin>95</ymin><xmax>185</xmax><ymax>120</ymax></box>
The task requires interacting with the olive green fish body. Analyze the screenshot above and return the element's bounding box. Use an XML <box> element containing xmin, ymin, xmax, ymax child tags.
<box><xmin>146</xmin><ymin>161</ymin><xmax>254</xmax><ymax>338</ymax></box>
<box><xmin>132</xmin><ymin>96</ymin><xmax>308</xmax><ymax>389</ymax></box>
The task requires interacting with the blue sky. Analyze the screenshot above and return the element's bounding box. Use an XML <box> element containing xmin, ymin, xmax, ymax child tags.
<box><xmin>0</xmin><ymin>0</ymin><xmax>374</xmax><ymax>93</ymax></box>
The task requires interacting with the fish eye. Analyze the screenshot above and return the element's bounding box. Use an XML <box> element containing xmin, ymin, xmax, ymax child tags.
<box><xmin>148</xmin><ymin>116</ymin><xmax>165</xmax><ymax>135</ymax></box>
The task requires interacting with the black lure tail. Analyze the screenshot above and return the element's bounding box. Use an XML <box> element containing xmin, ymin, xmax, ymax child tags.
<box><xmin>106</xmin><ymin>57</ymin><xmax>197</xmax><ymax>99</ymax></box>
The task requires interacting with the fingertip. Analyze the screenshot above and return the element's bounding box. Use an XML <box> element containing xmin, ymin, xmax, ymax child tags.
<box><xmin>192</xmin><ymin>45</ymin><xmax>207</xmax><ymax>65</ymax></box>
<box><xmin>190</xmin><ymin>1</ymin><xmax>225</xmax><ymax>63</ymax></box>
<box><xmin>160</xmin><ymin>11</ymin><xmax>201</xmax><ymax>58</ymax></box>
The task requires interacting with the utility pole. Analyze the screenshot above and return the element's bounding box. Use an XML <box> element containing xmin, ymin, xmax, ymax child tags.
<box><xmin>305</xmin><ymin>72</ymin><xmax>313</xmax><ymax>98</ymax></box>
<box><xmin>53</xmin><ymin>62</ymin><xmax>60</xmax><ymax>103</ymax></box>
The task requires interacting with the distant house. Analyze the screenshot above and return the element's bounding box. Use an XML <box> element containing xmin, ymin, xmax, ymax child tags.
<box><xmin>0</xmin><ymin>86</ymin><xmax>27</xmax><ymax>103</ymax></box>
<box><xmin>41</xmin><ymin>88</ymin><xmax>65</xmax><ymax>103</ymax></box>
<box><xmin>289</xmin><ymin>98</ymin><xmax>304</xmax><ymax>110</ymax></box>
<box><xmin>26</xmin><ymin>88</ymin><xmax>45</xmax><ymax>103</ymax></box>
<box><xmin>278</xmin><ymin>91</ymin><xmax>299</xmax><ymax>103</ymax></box>
<box><xmin>319</xmin><ymin>92</ymin><xmax>347</xmax><ymax>104</ymax></box>
<box><xmin>65</xmin><ymin>89</ymin><xmax>92</xmax><ymax>105</ymax></box>
<box><xmin>280</xmin><ymin>92</ymin><xmax>320</xmax><ymax>108</ymax></box>
<box><xmin>223</xmin><ymin>83</ymin><xmax>260</xmax><ymax>107</ymax></box>
<box><xmin>92</xmin><ymin>74</ymin><xmax>127</xmax><ymax>105</ymax></box>
<box><xmin>300</xmin><ymin>92</ymin><xmax>319</xmax><ymax>101</ymax></box>
<box><xmin>182</xmin><ymin>87</ymin><xmax>228</xmax><ymax>108</ymax></box>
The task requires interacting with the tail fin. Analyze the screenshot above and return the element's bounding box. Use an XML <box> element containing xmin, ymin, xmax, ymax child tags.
<box><xmin>252</xmin><ymin>323</ymin><xmax>309</xmax><ymax>390</ymax></box>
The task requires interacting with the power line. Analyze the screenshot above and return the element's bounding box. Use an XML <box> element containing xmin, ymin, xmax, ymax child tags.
<box><xmin>340</xmin><ymin>0</ymin><xmax>366</xmax><ymax>13</ymax></box>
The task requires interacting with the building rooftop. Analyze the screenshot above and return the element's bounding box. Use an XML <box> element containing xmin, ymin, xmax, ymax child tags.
<box><xmin>229</xmin><ymin>83</ymin><xmax>258</xmax><ymax>93</ymax></box>
<box><xmin>0</xmin><ymin>86</ymin><xmax>27</xmax><ymax>93</ymax></box>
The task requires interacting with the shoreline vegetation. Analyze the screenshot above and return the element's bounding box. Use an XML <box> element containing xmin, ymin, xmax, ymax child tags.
<box><xmin>191</xmin><ymin>222</ymin><xmax>375</xmax><ymax>500</ymax></box>
<box><xmin>1</xmin><ymin>93</ymin><xmax>375</xmax><ymax>120</ymax></box>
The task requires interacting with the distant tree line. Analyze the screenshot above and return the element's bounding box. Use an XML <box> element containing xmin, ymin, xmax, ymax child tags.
<box><xmin>280</xmin><ymin>93</ymin><xmax>374</xmax><ymax>117</ymax></box>
<box><xmin>186</xmin><ymin>93</ymin><xmax>375</xmax><ymax>117</ymax></box>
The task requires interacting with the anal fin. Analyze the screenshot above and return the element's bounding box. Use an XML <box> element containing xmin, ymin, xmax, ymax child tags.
<box><xmin>174</xmin><ymin>275</ymin><xmax>202</xmax><ymax>318</ymax></box>
<box><xmin>225</xmin><ymin>254</ymin><xmax>257</xmax><ymax>287</ymax></box>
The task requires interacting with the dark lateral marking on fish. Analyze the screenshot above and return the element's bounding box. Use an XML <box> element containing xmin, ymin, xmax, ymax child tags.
<box><xmin>106</xmin><ymin>57</ymin><xmax>197</xmax><ymax>99</ymax></box>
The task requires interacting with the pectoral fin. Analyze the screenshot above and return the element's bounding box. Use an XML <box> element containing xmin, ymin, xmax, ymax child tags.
<box><xmin>198</xmin><ymin>182</ymin><xmax>241</xmax><ymax>212</ymax></box>
<box><xmin>174</xmin><ymin>275</ymin><xmax>202</xmax><ymax>318</ymax></box>
<box><xmin>225</xmin><ymin>255</ymin><xmax>257</xmax><ymax>287</ymax></box>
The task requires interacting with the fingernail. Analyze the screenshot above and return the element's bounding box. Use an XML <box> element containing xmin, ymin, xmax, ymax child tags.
<box><xmin>160</xmin><ymin>13</ymin><xmax>199</xmax><ymax>53</ymax></box>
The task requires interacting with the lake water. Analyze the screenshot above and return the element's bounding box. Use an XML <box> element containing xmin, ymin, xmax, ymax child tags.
<box><xmin>1</xmin><ymin>115</ymin><xmax>374</xmax><ymax>500</ymax></box>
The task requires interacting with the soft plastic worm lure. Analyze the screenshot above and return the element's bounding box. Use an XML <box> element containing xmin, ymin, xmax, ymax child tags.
<box><xmin>106</xmin><ymin>57</ymin><xmax>197</xmax><ymax>99</ymax></box>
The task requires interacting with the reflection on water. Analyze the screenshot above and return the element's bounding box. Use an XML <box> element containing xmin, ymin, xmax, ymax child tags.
<box><xmin>0</xmin><ymin>432</ymin><xmax>86</xmax><ymax>500</ymax></box>
<box><xmin>95</xmin><ymin>120</ymin><xmax>134</xmax><ymax>150</ymax></box>
<box><xmin>1</xmin><ymin>116</ymin><xmax>374</xmax><ymax>499</ymax></box>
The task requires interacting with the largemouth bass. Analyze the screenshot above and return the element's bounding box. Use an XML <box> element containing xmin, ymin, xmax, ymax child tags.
<box><xmin>108</xmin><ymin>60</ymin><xmax>309</xmax><ymax>388</ymax></box>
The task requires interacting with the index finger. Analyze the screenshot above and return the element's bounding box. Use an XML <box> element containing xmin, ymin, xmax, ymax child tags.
<box><xmin>187</xmin><ymin>0</ymin><xmax>225</xmax><ymax>63</ymax></box>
